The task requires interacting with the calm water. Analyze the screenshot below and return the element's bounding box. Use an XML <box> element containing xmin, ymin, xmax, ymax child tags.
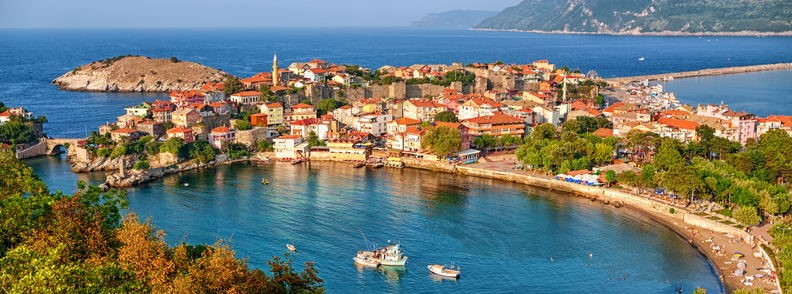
<box><xmin>25</xmin><ymin>156</ymin><xmax>722</xmax><ymax>293</ymax></box>
<box><xmin>662</xmin><ymin>69</ymin><xmax>792</xmax><ymax>118</ymax></box>
<box><xmin>0</xmin><ymin>28</ymin><xmax>790</xmax><ymax>137</ymax></box>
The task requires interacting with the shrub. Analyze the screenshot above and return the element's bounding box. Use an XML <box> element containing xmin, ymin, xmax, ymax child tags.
<box><xmin>63</xmin><ymin>142</ymin><xmax>70</xmax><ymax>149</ymax></box>
<box><xmin>97</xmin><ymin>148</ymin><xmax>112</xmax><ymax>157</ymax></box>
<box><xmin>146</xmin><ymin>141</ymin><xmax>161</xmax><ymax>155</ymax></box>
<box><xmin>170</xmin><ymin>57</ymin><xmax>179</xmax><ymax>63</ymax></box>
<box><xmin>670</xmin><ymin>208</ymin><xmax>676</xmax><ymax>214</ymax></box>
<box><xmin>138</xmin><ymin>80</ymin><xmax>144</xmax><ymax>84</ymax></box>
<box><xmin>133</xmin><ymin>161</ymin><xmax>150</xmax><ymax>170</ymax></box>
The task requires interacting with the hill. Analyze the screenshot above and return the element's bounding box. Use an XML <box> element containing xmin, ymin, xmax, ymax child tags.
<box><xmin>52</xmin><ymin>55</ymin><xmax>230</xmax><ymax>92</ymax></box>
<box><xmin>474</xmin><ymin>0</ymin><xmax>792</xmax><ymax>35</ymax></box>
<box><xmin>412</xmin><ymin>10</ymin><xmax>499</xmax><ymax>28</ymax></box>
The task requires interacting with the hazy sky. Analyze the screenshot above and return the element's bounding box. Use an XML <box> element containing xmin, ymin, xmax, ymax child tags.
<box><xmin>0</xmin><ymin>0</ymin><xmax>522</xmax><ymax>28</ymax></box>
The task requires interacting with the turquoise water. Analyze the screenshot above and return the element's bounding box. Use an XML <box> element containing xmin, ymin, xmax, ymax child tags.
<box><xmin>25</xmin><ymin>156</ymin><xmax>722</xmax><ymax>293</ymax></box>
<box><xmin>662</xmin><ymin>69</ymin><xmax>792</xmax><ymax>117</ymax></box>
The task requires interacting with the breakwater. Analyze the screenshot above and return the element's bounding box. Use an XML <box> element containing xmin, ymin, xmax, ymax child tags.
<box><xmin>608</xmin><ymin>63</ymin><xmax>792</xmax><ymax>83</ymax></box>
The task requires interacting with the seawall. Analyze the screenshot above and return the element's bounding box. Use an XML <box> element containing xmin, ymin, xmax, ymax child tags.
<box><xmin>607</xmin><ymin>63</ymin><xmax>792</xmax><ymax>83</ymax></box>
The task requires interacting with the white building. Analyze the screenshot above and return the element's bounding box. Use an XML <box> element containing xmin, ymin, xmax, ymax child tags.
<box><xmin>273</xmin><ymin>135</ymin><xmax>309</xmax><ymax>159</ymax></box>
<box><xmin>357</xmin><ymin>112</ymin><xmax>393</xmax><ymax>136</ymax></box>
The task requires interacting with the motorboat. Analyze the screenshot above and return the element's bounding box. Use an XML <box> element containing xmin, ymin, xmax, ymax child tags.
<box><xmin>639</xmin><ymin>57</ymin><xmax>645</xmax><ymax>61</ymax></box>
<box><xmin>378</xmin><ymin>244</ymin><xmax>408</xmax><ymax>266</ymax></box>
<box><xmin>428</xmin><ymin>264</ymin><xmax>460</xmax><ymax>278</ymax></box>
<box><xmin>353</xmin><ymin>255</ymin><xmax>380</xmax><ymax>267</ymax></box>
<box><xmin>353</xmin><ymin>162</ymin><xmax>366</xmax><ymax>168</ymax></box>
<box><xmin>287</xmin><ymin>243</ymin><xmax>296</xmax><ymax>252</ymax></box>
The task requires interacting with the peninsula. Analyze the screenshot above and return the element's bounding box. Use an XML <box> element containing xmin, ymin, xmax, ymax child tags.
<box><xmin>52</xmin><ymin>55</ymin><xmax>230</xmax><ymax>92</ymax></box>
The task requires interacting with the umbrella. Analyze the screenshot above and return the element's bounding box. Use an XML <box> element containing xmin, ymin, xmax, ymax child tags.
<box><xmin>755</xmin><ymin>274</ymin><xmax>765</xmax><ymax>278</ymax></box>
<box><xmin>734</xmin><ymin>269</ymin><xmax>744</xmax><ymax>275</ymax></box>
<box><xmin>738</xmin><ymin>263</ymin><xmax>747</xmax><ymax>269</ymax></box>
<box><xmin>734</xmin><ymin>253</ymin><xmax>744</xmax><ymax>257</ymax></box>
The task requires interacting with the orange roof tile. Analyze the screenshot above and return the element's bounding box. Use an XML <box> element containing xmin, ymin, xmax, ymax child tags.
<box><xmin>291</xmin><ymin>103</ymin><xmax>313</xmax><ymax>109</ymax></box>
<box><xmin>388</xmin><ymin>117</ymin><xmax>422</xmax><ymax>125</ymax></box>
<box><xmin>167</xmin><ymin>126</ymin><xmax>193</xmax><ymax>134</ymax></box>
<box><xmin>462</xmin><ymin>114</ymin><xmax>523</xmax><ymax>125</ymax></box>
<box><xmin>592</xmin><ymin>128</ymin><xmax>614</xmax><ymax>138</ymax></box>
<box><xmin>657</xmin><ymin>117</ymin><xmax>700</xmax><ymax>130</ymax></box>
<box><xmin>231</xmin><ymin>91</ymin><xmax>263</xmax><ymax>97</ymax></box>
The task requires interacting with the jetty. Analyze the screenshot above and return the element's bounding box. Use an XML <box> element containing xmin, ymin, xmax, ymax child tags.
<box><xmin>607</xmin><ymin>62</ymin><xmax>792</xmax><ymax>83</ymax></box>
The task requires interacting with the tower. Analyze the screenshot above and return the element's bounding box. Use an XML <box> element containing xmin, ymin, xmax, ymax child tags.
<box><xmin>562</xmin><ymin>73</ymin><xmax>567</xmax><ymax>102</ymax></box>
<box><xmin>272</xmin><ymin>53</ymin><xmax>279</xmax><ymax>87</ymax></box>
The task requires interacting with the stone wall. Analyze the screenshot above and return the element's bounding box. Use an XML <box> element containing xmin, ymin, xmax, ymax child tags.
<box><xmin>15</xmin><ymin>141</ymin><xmax>47</xmax><ymax>159</ymax></box>
<box><xmin>309</xmin><ymin>151</ymin><xmax>366</xmax><ymax>161</ymax></box>
<box><xmin>402</xmin><ymin>157</ymin><xmax>456</xmax><ymax>173</ymax></box>
<box><xmin>201</xmin><ymin>113</ymin><xmax>232</xmax><ymax>130</ymax></box>
<box><xmin>406</xmin><ymin>84</ymin><xmax>446</xmax><ymax>99</ymax></box>
<box><xmin>455</xmin><ymin>166</ymin><xmax>752</xmax><ymax>239</ymax></box>
<box><xmin>236</xmin><ymin>127</ymin><xmax>268</xmax><ymax>149</ymax></box>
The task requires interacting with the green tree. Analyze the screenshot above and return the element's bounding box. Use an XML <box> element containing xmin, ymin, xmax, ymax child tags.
<box><xmin>605</xmin><ymin>170</ymin><xmax>617</xmax><ymax>185</ymax></box>
<box><xmin>317</xmin><ymin>98</ymin><xmax>345</xmax><ymax>115</ymax></box>
<box><xmin>307</xmin><ymin>131</ymin><xmax>324</xmax><ymax>147</ymax></box>
<box><xmin>559</xmin><ymin>160</ymin><xmax>571</xmax><ymax>174</ymax></box>
<box><xmin>421</xmin><ymin>126</ymin><xmax>462</xmax><ymax>157</ymax></box>
<box><xmin>734</xmin><ymin>206</ymin><xmax>761</xmax><ymax>226</ymax></box>
<box><xmin>159</xmin><ymin>137</ymin><xmax>185</xmax><ymax>157</ymax></box>
<box><xmin>434</xmin><ymin>111</ymin><xmax>459</xmax><ymax>123</ymax></box>
<box><xmin>640</xmin><ymin>164</ymin><xmax>657</xmax><ymax>188</ymax></box>
<box><xmin>170</xmin><ymin>56</ymin><xmax>179</xmax><ymax>63</ymax></box>
<box><xmin>277</xmin><ymin>124</ymin><xmax>288</xmax><ymax>135</ymax></box>
<box><xmin>97</xmin><ymin>148</ymin><xmax>112</xmax><ymax>157</ymax></box>
<box><xmin>236</xmin><ymin>120</ymin><xmax>252</xmax><ymax>131</ymax></box>
<box><xmin>258</xmin><ymin>140</ymin><xmax>273</xmax><ymax>152</ymax></box>
<box><xmin>532</xmin><ymin>123</ymin><xmax>556</xmax><ymax>141</ymax></box>
<box><xmin>654</xmin><ymin>139</ymin><xmax>685</xmax><ymax>171</ymax></box>
<box><xmin>473</xmin><ymin>134</ymin><xmax>496</xmax><ymax>148</ymax></box>
<box><xmin>223</xmin><ymin>76</ymin><xmax>243</xmax><ymax>95</ymax></box>
<box><xmin>591</xmin><ymin>143</ymin><xmax>613</xmax><ymax>165</ymax></box>
<box><xmin>133</xmin><ymin>161</ymin><xmax>150</xmax><ymax>170</ymax></box>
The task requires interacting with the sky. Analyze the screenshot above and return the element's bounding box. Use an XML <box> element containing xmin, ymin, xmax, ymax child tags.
<box><xmin>0</xmin><ymin>0</ymin><xmax>522</xmax><ymax>28</ymax></box>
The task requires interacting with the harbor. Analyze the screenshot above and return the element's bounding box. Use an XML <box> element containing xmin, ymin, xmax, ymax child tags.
<box><xmin>607</xmin><ymin>62</ymin><xmax>792</xmax><ymax>83</ymax></box>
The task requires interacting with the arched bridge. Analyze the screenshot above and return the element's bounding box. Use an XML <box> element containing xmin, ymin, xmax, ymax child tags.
<box><xmin>44</xmin><ymin>138</ymin><xmax>84</xmax><ymax>155</ymax></box>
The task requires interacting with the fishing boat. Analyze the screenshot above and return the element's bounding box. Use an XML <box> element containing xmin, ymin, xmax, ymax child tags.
<box><xmin>291</xmin><ymin>158</ymin><xmax>303</xmax><ymax>165</ymax></box>
<box><xmin>353</xmin><ymin>254</ymin><xmax>380</xmax><ymax>267</ymax></box>
<box><xmin>428</xmin><ymin>264</ymin><xmax>460</xmax><ymax>278</ymax></box>
<box><xmin>371</xmin><ymin>162</ymin><xmax>384</xmax><ymax>168</ymax></box>
<box><xmin>353</xmin><ymin>162</ymin><xmax>366</xmax><ymax>168</ymax></box>
<box><xmin>357</xmin><ymin>231</ymin><xmax>408</xmax><ymax>267</ymax></box>
<box><xmin>287</xmin><ymin>243</ymin><xmax>296</xmax><ymax>252</ymax></box>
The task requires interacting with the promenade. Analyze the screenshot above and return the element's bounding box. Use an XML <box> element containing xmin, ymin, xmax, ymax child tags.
<box><xmin>607</xmin><ymin>63</ymin><xmax>792</xmax><ymax>83</ymax></box>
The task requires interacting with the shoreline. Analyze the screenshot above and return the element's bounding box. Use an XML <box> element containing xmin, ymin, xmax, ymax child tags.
<box><xmin>470</xmin><ymin>28</ymin><xmax>792</xmax><ymax>37</ymax></box>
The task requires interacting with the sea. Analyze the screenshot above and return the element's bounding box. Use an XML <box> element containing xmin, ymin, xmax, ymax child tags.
<box><xmin>4</xmin><ymin>27</ymin><xmax>792</xmax><ymax>293</ymax></box>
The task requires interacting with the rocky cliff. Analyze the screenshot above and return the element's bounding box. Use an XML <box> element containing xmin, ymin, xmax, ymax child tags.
<box><xmin>52</xmin><ymin>55</ymin><xmax>230</xmax><ymax>92</ymax></box>
<box><xmin>474</xmin><ymin>0</ymin><xmax>792</xmax><ymax>35</ymax></box>
<box><xmin>412</xmin><ymin>10</ymin><xmax>498</xmax><ymax>28</ymax></box>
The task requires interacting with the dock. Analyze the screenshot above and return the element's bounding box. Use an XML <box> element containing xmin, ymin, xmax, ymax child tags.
<box><xmin>607</xmin><ymin>62</ymin><xmax>792</xmax><ymax>83</ymax></box>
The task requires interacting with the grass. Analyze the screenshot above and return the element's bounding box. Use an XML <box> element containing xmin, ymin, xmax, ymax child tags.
<box><xmin>736</xmin><ymin>225</ymin><xmax>744</xmax><ymax>229</ymax></box>
<box><xmin>709</xmin><ymin>216</ymin><xmax>722</xmax><ymax>220</ymax></box>
<box><xmin>714</xmin><ymin>209</ymin><xmax>733</xmax><ymax>218</ymax></box>
<box><xmin>695</xmin><ymin>212</ymin><xmax>708</xmax><ymax>216</ymax></box>
<box><xmin>721</xmin><ymin>220</ymin><xmax>735</xmax><ymax>225</ymax></box>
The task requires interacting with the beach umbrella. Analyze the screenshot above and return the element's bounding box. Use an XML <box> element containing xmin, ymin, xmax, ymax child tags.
<box><xmin>734</xmin><ymin>269</ymin><xmax>744</xmax><ymax>275</ymax></box>
<box><xmin>755</xmin><ymin>274</ymin><xmax>765</xmax><ymax>278</ymax></box>
<box><xmin>738</xmin><ymin>263</ymin><xmax>747</xmax><ymax>269</ymax></box>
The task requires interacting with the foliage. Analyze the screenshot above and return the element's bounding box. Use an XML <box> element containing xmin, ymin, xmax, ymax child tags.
<box><xmin>731</xmin><ymin>288</ymin><xmax>766</xmax><ymax>294</ymax></box>
<box><xmin>434</xmin><ymin>110</ymin><xmax>459</xmax><ymax>123</ymax></box>
<box><xmin>133</xmin><ymin>161</ymin><xmax>150</xmax><ymax>170</ymax></box>
<box><xmin>561</xmin><ymin>116</ymin><xmax>611</xmax><ymax>134</ymax></box>
<box><xmin>258</xmin><ymin>140</ymin><xmax>273</xmax><ymax>152</ymax></box>
<box><xmin>604</xmin><ymin>170</ymin><xmax>617</xmax><ymax>183</ymax></box>
<box><xmin>0</xmin><ymin>120</ymin><xmax>36</xmax><ymax>145</ymax></box>
<box><xmin>0</xmin><ymin>148</ymin><xmax>325</xmax><ymax>292</ymax></box>
<box><xmin>307</xmin><ymin>131</ymin><xmax>325</xmax><ymax>148</ymax></box>
<box><xmin>146</xmin><ymin>141</ymin><xmax>161</xmax><ymax>155</ymax></box>
<box><xmin>531</xmin><ymin>123</ymin><xmax>556</xmax><ymax>141</ymax></box>
<box><xmin>159</xmin><ymin>137</ymin><xmax>185</xmax><ymax>157</ymax></box>
<box><xmin>421</xmin><ymin>126</ymin><xmax>462</xmax><ymax>157</ymax></box>
<box><xmin>654</xmin><ymin>139</ymin><xmax>685</xmax><ymax>171</ymax></box>
<box><xmin>186</xmin><ymin>141</ymin><xmax>217</xmax><ymax>164</ymax></box>
<box><xmin>236</xmin><ymin>120</ymin><xmax>252</xmax><ymax>131</ymax></box>
<box><xmin>379</xmin><ymin>76</ymin><xmax>402</xmax><ymax>85</ymax></box>
<box><xmin>162</xmin><ymin>121</ymin><xmax>174</xmax><ymax>130</ymax></box>
<box><xmin>734</xmin><ymin>206</ymin><xmax>761</xmax><ymax>226</ymax></box>
<box><xmin>223</xmin><ymin>76</ymin><xmax>244</xmax><ymax>95</ymax></box>
<box><xmin>170</xmin><ymin>57</ymin><xmax>179</xmax><ymax>63</ymax></box>
<box><xmin>277</xmin><ymin>124</ymin><xmax>288</xmax><ymax>135</ymax></box>
<box><xmin>300</xmin><ymin>99</ymin><xmax>312</xmax><ymax>106</ymax></box>
<box><xmin>473</xmin><ymin>134</ymin><xmax>497</xmax><ymax>148</ymax></box>
<box><xmin>97</xmin><ymin>148</ymin><xmax>112</xmax><ymax>157</ymax></box>
<box><xmin>317</xmin><ymin>98</ymin><xmax>347</xmax><ymax>115</ymax></box>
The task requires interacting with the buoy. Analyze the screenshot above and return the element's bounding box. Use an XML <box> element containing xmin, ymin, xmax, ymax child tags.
<box><xmin>590</xmin><ymin>253</ymin><xmax>592</xmax><ymax>259</ymax></box>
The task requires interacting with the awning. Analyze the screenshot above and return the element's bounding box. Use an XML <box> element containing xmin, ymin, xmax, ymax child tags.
<box><xmin>454</xmin><ymin>149</ymin><xmax>481</xmax><ymax>157</ymax></box>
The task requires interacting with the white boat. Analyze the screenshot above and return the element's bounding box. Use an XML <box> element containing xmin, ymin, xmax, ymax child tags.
<box><xmin>379</xmin><ymin>244</ymin><xmax>408</xmax><ymax>266</ymax></box>
<box><xmin>639</xmin><ymin>57</ymin><xmax>645</xmax><ymax>61</ymax></box>
<box><xmin>428</xmin><ymin>264</ymin><xmax>460</xmax><ymax>278</ymax></box>
<box><xmin>287</xmin><ymin>243</ymin><xmax>296</xmax><ymax>252</ymax></box>
<box><xmin>353</xmin><ymin>255</ymin><xmax>380</xmax><ymax>267</ymax></box>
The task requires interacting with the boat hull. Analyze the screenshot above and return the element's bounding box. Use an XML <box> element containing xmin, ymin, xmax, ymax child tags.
<box><xmin>353</xmin><ymin>257</ymin><xmax>380</xmax><ymax>267</ymax></box>
<box><xmin>428</xmin><ymin>265</ymin><xmax>459</xmax><ymax>278</ymax></box>
<box><xmin>380</xmin><ymin>257</ymin><xmax>407</xmax><ymax>266</ymax></box>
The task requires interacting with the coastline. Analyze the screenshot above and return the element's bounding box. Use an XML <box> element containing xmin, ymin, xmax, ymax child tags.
<box><xmin>470</xmin><ymin>28</ymin><xmax>792</xmax><ymax>37</ymax></box>
<box><xmin>607</xmin><ymin>63</ymin><xmax>792</xmax><ymax>83</ymax></box>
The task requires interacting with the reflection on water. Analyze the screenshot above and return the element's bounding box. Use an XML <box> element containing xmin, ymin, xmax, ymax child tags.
<box><xmin>28</xmin><ymin>159</ymin><xmax>722</xmax><ymax>293</ymax></box>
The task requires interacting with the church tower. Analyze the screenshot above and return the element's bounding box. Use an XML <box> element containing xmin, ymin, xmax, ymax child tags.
<box><xmin>272</xmin><ymin>53</ymin><xmax>279</xmax><ymax>87</ymax></box>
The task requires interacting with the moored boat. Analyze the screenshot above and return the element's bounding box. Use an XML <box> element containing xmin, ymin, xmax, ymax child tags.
<box><xmin>287</xmin><ymin>243</ymin><xmax>296</xmax><ymax>251</ymax></box>
<box><xmin>428</xmin><ymin>264</ymin><xmax>460</xmax><ymax>278</ymax></box>
<box><xmin>378</xmin><ymin>244</ymin><xmax>408</xmax><ymax>266</ymax></box>
<box><xmin>353</xmin><ymin>162</ymin><xmax>366</xmax><ymax>168</ymax></box>
<box><xmin>353</xmin><ymin>254</ymin><xmax>381</xmax><ymax>267</ymax></box>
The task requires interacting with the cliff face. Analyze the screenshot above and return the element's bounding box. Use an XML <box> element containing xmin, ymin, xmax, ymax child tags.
<box><xmin>474</xmin><ymin>0</ymin><xmax>792</xmax><ymax>35</ymax></box>
<box><xmin>52</xmin><ymin>56</ymin><xmax>230</xmax><ymax>92</ymax></box>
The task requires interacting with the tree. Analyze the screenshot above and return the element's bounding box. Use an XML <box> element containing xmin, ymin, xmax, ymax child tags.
<box><xmin>300</xmin><ymin>99</ymin><xmax>312</xmax><ymax>105</ymax></box>
<box><xmin>307</xmin><ymin>131</ymin><xmax>324</xmax><ymax>147</ymax></box>
<box><xmin>159</xmin><ymin>137</ymin><xmax>185</xmax><ymax>157</ymax></box>
<box><xmin>654</xmin><ymin>139</ymin><xmax>685</xmax><ymax>171</ymax></box>
<box><xmin>434</xmin><ymin>111</ymin><xmax>459</xmax><ymax>123</ymax></box>
<box><xmin>277</xmin><ymin>124</ymin><xmax>288</xmax><ymax>135</ymax></box>
<box><xmin>421</xmin><ymin>126</ymin><xmax>462</xmax><ymax>157</ymax></box>
<box><xmin>236</xmin><ymin>120</ymin><xmax>252</xmax><ymax>131</ymax></box>
<box><xmin>605</xmin><ymin>170</ymin><xmax>617</xmax><ymax>185</ymax></box>
<box><xmin>532</xmin><ymin>123</ymin><xmax>556</xmax><ymax>141</ymax></box>
<box><xmin>559</xmin><ymin>160</ymin><xmax>571</xmax><ymax>174</ymax></box>
<box><xmin>734</xmin><ymin>206</ymin><xmax>761</xmax><ymax>226</ymax></box>
<box><xmin>640</xmin><ymin>164</ymin><xmax>657</xmax><ymax>188</ymax></box>
<box><xmin>170</xmin><ymin>56</ymin><xmax>179</xmax><ymax>63</ymax></box>
<box><xmin>591</xmin><ymin>143</ymin><xmax>613</xmax><ymax>165</ymax></box>
<box><xmin>473</xmin><ymin>134</ymin><xmax>496</xmax><ymax>148</ymax></box>
<box><xmin>133</xmin><ymin>161</ymin><xmax>150</xmax><ymax>170</ymax></box>
<box><xmin>659</xmin><ymin>165</ymin><xmax>704</xmax><ymax>198</ymax></box>
<box><xmin>223</xmin><ymin>76</ymin><xmax>243</xmax><ymax>95</ymax></box>
<box><xmin>258</xmin><ymin>140</ymin><xmax>273</xmax><ymax>152</ymax></box>
<box><xmin>317</xmin><ymin>98</ymin><xmax>345</xmax><ymax>115</ymax></box>
<box><xmin>163</xmin><ymin>121</ymin><xmax>175</xmax><ymax>130</ymax></box>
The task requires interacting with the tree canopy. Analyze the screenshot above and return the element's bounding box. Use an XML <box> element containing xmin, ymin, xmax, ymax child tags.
<box><xmin>434</xmin><ymin>111</ymin><xmax>459</xmax><ymax>123</ymax></box>
<box><xmin>421</xmin><ymin>126</ymin><xmax>462</xmax><ymax>157</ymax></box>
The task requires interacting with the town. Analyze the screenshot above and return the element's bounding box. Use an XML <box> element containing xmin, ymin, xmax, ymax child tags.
<box><xmin>4</xmin><ymin>55</ymin><xmax>792</xmax><ymax>293</ymax></box>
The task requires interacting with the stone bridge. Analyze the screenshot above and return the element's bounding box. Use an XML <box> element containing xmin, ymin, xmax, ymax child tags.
<box><xmin>44</xmin><ymin>138</ymin><xmax>84</xmax><ymax>155</ymax></box>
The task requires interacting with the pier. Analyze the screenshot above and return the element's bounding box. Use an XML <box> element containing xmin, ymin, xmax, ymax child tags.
<box><xmin>607</xmin><ymin>62</ymin><xmax>792</xmax><ymax>83</ymax></box>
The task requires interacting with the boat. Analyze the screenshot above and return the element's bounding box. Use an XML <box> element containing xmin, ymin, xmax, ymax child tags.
<box><xmin>183</xmin><ymin>183</ymin><xmax>189</xmax><ymax>187</ymax></box>
<box><xmin>261</xmin><ymin>178</ymin><xmax>270</xmax><ymax>185</ymax></box>
<box><xmin>353</xmin><ymin>162</ymin><xmax>366</xmax><ymax>168</ymax></box>
<box><xmin>287</xmin><ymin>243</ymin><xmax>296</xmax><ymax>252</ymax></box>
<box><xmin>639</xmin><ymin>57</ymin><xmax>645</xmax><ymax>61</ymax></box>
<box><xmin>357</xmin><ymin>231</ymin><xmax>408</xmax><ymax>267</ymax></box>
<box><xmin>371</xmin><ymin>162</ymin><xmax>384</xmax><ymax>168</ymax></box>
<box><xmin>428</xmin><ymin>264</ymin><xmax>460</xmax><ymax>278</ymax></box>
<box><xmin>353</xmin><ymin>254</ymin><xmax>380</xmax><ymax>267</ymax></box>
<box><xmin>291</xmin><ymin>158</ymin><xmax>303</xmax><ymax>165</ymax></box>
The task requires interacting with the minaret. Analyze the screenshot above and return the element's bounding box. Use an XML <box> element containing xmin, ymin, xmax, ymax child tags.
<box><xmin>272</xmin><ymin>53</ymin><xmax>279</xmax><ymax>86</ymax></box>
<box><xmin>562</xmin><ymin>73</ymin><xmax>567</xmax><ymax>102</ymax></box>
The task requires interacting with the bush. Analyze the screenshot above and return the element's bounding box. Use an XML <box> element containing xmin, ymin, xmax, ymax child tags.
<box><xmin>236</xmin><ymin>120</ymin><xmax>252</xmax><ymax>131</ymax></box>
<box><xmin>97</xmin><ymin>148</ymin><xmax>112</xmax><ymax>157</ymax></box>
<box><xmin>258</xmin><ymin>140</ymin><xmax>273</xmax><ymax>152</ymax></box>
<box><xmin>146</xmin><ymin>141</ymin><xmax>161</xmax><ymax>155</ymax></box>
<box><xmin>670</xmin><ymin>208</ymin><xmax>676</xmax><ymax>214</ymax></box>
<box><xmin>63</xmin><ymin>142</ymin><xmax>70</xmax><ymax>149</ymax></box>
<box><xmin>133</xmin><ymin>161</ymin><xmax>150</xmax><ymax>170</ymax></box>
<box><xmin>170</xmin><ymin>57</ymin><xmax>179</xmax><ymax>63</ymax></box>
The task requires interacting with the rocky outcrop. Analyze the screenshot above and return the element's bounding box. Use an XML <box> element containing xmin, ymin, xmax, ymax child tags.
<box><xmin>104</xmin><ymin>154</ymin><xmax>249</xmax><ymax>187</ymax></box>
<box><xmin>52</xmin><ymin>56</ymin><xmax>230</xmax><ymax>92</ymax></box>
<box><xmin>70</xmin><ymin>154</ymin><xmax>136</xmax><ymax>173</ymax></box>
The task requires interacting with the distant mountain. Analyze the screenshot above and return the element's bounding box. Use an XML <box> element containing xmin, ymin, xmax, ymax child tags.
<box><xmin>412</xmin><ymin>10</ymin><xmax>499</xmax><ymax>28</ymax></box>
<box><xmin>474</xmin><ymin>0</ymin><xmax>792</xmax><ymax>35</ymax></box>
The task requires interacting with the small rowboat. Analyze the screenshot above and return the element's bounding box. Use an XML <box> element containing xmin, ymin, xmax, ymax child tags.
<box><xmin>353</xmin><ymin>162</ymin><xmax>365</xmax><ymax>168</ymax></box>
<box><xmin>354</xmin><ymin>256</ymin><xmax>380</xmax><ymax>267</ymax></box>
<box><xmin>287</xmin><ymin>243</ymin><xmax>296</xmax><ymax>252</ymax></box>
<box><xmin>428</xmin><ymin>264</ymin><xmax>460</xmax><ymax>278</ymax></box>
<box><xmin>291</xmin><ymin>158</ymin><xmax>303</xmax><ymax>165</ymax></box>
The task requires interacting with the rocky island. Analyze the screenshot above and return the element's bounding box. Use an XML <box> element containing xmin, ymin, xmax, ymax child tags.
<box><xmin>52</xmin><ymin>55</ymin><xmax>230</xmax><ymax>92</ymax></box>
